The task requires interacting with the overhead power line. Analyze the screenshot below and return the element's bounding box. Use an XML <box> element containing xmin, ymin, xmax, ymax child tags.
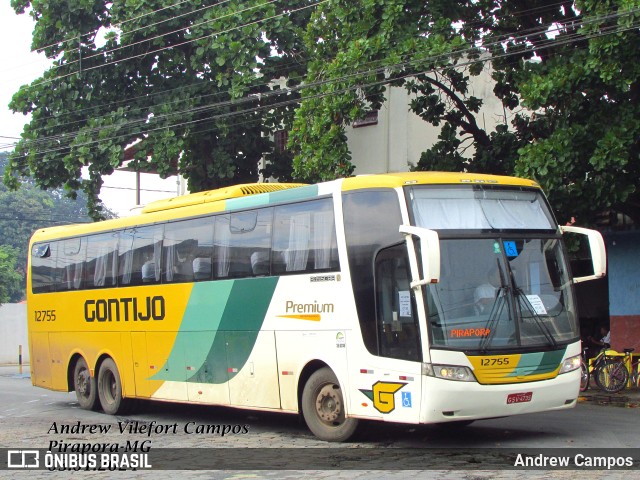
<box><xmin>3</xmin><ymin>0</ymin><xmax>579</xmax><ymax>137</ymax></box>
<box><xmin>0</xmin><ymin>215</ymin><xmax>91</xmax><ymax>224</ymax></box>
<box><xmin>31</xmin><ymin>0</ymin><xmax>327</xmax><ymax>88</ymax></box>
<box><xmin>101</xmin><ymin>185</ymin><xmax>177</xmax><ymax>193</ymax></box>
<box><xmin>11</xmin><ymin>7</ymin><xmax>636</xmax><ymax>152</ymax></box>
<box><xmin>4</xmin><ymin>5</ymin><xmax>639</xmax><ymax>165</ymax></box>
<box><xmin>34</xmin><ymin>0</ymin><xmax>205</xmax><ymax>53</ymax></box>
<box><xmin>51</xmin><ymin>0</ymin><xmax>273</xmax><ymax>74</ymax></box>
<box><xmin>1</xmin><ymin>0</ymin><xmax>597</xmax><ymax>143</ymax></box>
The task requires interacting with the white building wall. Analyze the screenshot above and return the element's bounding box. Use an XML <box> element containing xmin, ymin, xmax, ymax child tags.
<box><xmin>348</xmin><ymin>64</ymin><xmax>507</xmax><ymax>175</ymax></box>
<box><xmin>0</xmin><ymin>303</ymin><xmax>29</xmax><ymax>364</ymax></box>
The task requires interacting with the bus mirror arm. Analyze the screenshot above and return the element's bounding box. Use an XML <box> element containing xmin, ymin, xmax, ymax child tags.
<box><xmin>559</xmin><ymin>225</ymin><xmax>607</xmax><ymax>283</ymax></box>
<box><xmin>409</xmin><ymin>278</ymin><xmax>434</xmax><ymax>290</ymax></box>
<box><xmin>399</xmin><ymin>225</ymin><xmax>441</xmax><ymax>287</ymax></box>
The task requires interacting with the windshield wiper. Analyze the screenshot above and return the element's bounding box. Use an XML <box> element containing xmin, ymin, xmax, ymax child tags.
<box><xmin>506</xmin><ymin>257</ymin><xmax>558</xmax><ymax>348</ymax></box>
<box><xmin>516</xmin><ymin>289</ymin><xmax>558</xmax><ymax>348</ymax></box>
<box><xmin>479</xmin><ymin>258</ymin><xmax>510</xmax><ymax>353</ymax></box>
<box><xmin>479</xmin><ymin>285</ymin><xmax>508</xmax><ymax>353</ymax></box>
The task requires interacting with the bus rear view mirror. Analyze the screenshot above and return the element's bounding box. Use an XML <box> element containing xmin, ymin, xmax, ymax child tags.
<box><xmin>560</xmin><ymin>226</ymin><xmax>607</xmax><ymax>283</ymax></box>
<box><xmin>399</xmin><ymin>225</ymin><xmax>440</xmax><ymax>288</ymax></box>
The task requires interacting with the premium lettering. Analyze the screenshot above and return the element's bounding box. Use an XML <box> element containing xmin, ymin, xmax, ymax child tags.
<box><xmin>285</xmin><ymin>300</ymin><xmax>334</xmax><ymax>314</ymax></box>
<box><xmin>84</xmin><ymin>296</ymin><xmax>165</xmax><ymax>322</ymax></box>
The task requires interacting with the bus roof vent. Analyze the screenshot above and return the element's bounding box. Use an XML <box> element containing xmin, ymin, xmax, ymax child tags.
<box><xmin>141</xmin><ymin>183</ymin><xmax>307</xmax><ymax>213</ymax></box>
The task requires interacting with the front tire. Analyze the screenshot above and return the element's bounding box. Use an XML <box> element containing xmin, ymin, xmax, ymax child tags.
<box><xmin>73</xmin><ymin>357</ymin><xmax>98</xmax><ymax>410</ymax></box>
<box><xmin>97</xmin><ymin>358</ymin><xmax>129</xmax><ymax>415</ymax></box>
<box><xmin>301</xmin><ymin>367</ymin><xmax>358</xmax><ymax>442</ymax></box>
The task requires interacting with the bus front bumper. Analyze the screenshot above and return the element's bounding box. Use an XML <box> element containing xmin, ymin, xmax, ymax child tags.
<box><xmin>419</xmin><ymin>368</ymin><xmax>580</xmax><ymax>424</ymax></box>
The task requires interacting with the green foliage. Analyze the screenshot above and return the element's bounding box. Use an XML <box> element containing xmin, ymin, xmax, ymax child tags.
<box><xmin>7</xmin><ymin>0</ymin><xmax>640</xmax><ymax>227</ymax></box>
<box><xmin>290</xmin><ymin>0</ymin><xmax>473</xmax><ymax>182</ymax></box>
<box><xmin>292</xmin><ymin>0</ymin><xmax>640</xmax><ymax>226</ymax></box>
<box><xmin>289</xmin><ymin>0</ymin><xmax>539</xmax><ymax>181</ymax></box>
<box><xmin>0</xmin><ymin>245</ymin><xmax>22</xmax><ymax>305</ymax></box>
<box><xmin>6</xmin><ymin>0</ymin><xmax>312</xmax><ymax>219</ymax></box>
<box><xmin>514</xmin><ymin>0</ymin><xmax>640</xmax><ymax>225</ymax></box>
<box><xmin>0</xmin><ymin>152</ymin><xmax>99</xmax><ymax>301</ymax></box>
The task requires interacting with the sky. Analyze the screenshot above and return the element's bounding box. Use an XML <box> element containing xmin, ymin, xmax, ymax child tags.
<box><xmin>0</xmin><ymin>3</ymin><xmax>179</xmax><ymax>217</ymax></box>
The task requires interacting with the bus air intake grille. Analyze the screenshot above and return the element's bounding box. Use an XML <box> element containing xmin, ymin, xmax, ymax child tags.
<box><xmin>142</xmin><ymin>183</ymin><xmax>307</xmax><ymax>213</ymax></box>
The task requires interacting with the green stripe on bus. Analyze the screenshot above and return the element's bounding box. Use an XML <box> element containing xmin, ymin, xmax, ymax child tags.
<box><xmin>151</xmin><ymin>277</ymin><xmax>279</xmax><ymax>384</ymax></box>
<box><xmin>268</xmin><ymin>185</ymin><xmax>319</xmax><ymax>203</ymax></box>
<box><xmin>225</xmin><ymin>185</ymin><xmax>319</xmax><ymax>211</ymax></box>
<box><xmin>507</xmin><ymin>348</ymin><xmax>566</xmax><ymax>377</ymax></box>
<box><xmin>530</xmin><ymin>348</ymin><xmax>566</xmax><ymax>375</ymax></box>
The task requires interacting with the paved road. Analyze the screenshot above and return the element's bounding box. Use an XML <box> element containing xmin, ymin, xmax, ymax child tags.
<box><xmin>1</xmin><ymin>366</ymin><xmax>638</xmax><ymax>479</ymax></box>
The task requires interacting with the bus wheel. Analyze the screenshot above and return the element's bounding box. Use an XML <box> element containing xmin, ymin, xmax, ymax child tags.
<box><xmin>301</xmin><ymin>367</ymin><xmax>358</xmax><ymax>442</ymax></box>
<box><xmin>73</xmin><ymin>357</ymin><xmax>98</xmax><ymax>410</ymax></box>
<box><xmin>97</xmin><ymin>358</ymin><xmax>127</xmax><ymax>415</ymax></box>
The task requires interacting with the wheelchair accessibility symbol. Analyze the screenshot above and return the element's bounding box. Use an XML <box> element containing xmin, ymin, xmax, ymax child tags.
<box><xmin>402</xmin><ymin>391</ymin><xmax>412</xmax><ymax>408</ymax></box>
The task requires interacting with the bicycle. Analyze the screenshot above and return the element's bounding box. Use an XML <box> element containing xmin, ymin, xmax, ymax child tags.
<box><xmin>621</xmin><ymin>348</ymin><xmax>640</xmax><ymax>389</ymax></box>
<box><xmin>580</xmin><ymin>346</ymin><xmax>590</xmax><ymax>392</ymax></box>
<box><xmin>580</xmin><ymin>345</ymin><xmax>629</xmax><ymax>393</ymax></box>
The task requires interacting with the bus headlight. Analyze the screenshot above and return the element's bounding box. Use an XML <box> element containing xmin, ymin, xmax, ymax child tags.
<box><xmin>422</xmin><ymin>363</ymin><xmax>476</xmax><ymax>382</ymax></box>
<box><xmin>559</xmin><ymin>354</ymin><xmax>581</xmax><ymax>374</ymax></box>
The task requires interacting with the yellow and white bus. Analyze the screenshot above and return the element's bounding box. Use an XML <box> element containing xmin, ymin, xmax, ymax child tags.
<box><xmin>27</xmin><ymin>172</ymin><xmax>606</xmax><ymax>441</ymax></box>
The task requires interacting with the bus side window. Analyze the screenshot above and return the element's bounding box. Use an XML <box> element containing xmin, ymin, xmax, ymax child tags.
<box><xmin>193</xmin><ymin>255</ymin><xmax>212</xmax><ymax>281</ymax></box>
<box><xmin>118</xmin><ymin>225</ymin><xmax>163</xmax><ymax>286</ymax></box>
<box><xmin>57</xmin><ymin>238</ymin><xmax>86</xmax><ymax>291</ymax></box>
<box><xmin>213</xmin><ymin>215</ymin><xmax>232</xmax><ymax>278</ymax></box>
<box><xmin>164</xmin><ymin>217</ymin><xmax>213</xmax><ymax>283</ymax></box>
<box><xmin>272</xmin><ymin>198</ymin><xmax>339</xmax><ymax>275</ymax></box>
<box><xmin>85</xmin><ymin>233</ymin><xmax>118</xmax><ymax>289</ymax></box>
<box><xmin>31</xmin><ymin>242</ymin><xmax>57</xmax><ymax>293</ymax></box>
<box><xmin>375</xmin><ymin>244</ymin><xmax>421</xmax><ymax>361</ymax></box>
<box><xmin>343</xmin><ymin>190</ymin><xmax>404</xmax><ymax>356</ymax></box>
<box><xmin>251</xmin><ymin>251</ymin><xmax>270</xmax><ymax>276</ymax></box>
<box><xmin>217</xmin><ymin>209</ymin><xmax>273</xmax><ymax>278</ymax></box>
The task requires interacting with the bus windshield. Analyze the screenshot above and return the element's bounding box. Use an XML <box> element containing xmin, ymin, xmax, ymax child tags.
<box><xmin>408</xmin><ymin>186</ymin><xmax>578</xmax><ymax>352</ymax></box>
<box><xmin>410</xmin><ymin>185</ymin><xmax>556</xmax><ymax>231</ymax></box>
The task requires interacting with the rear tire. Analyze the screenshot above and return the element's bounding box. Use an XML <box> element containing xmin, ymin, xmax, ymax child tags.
<box><xmin>73</xmin><ymin>357</ymin><xmax>98</xmax><ymax>410</ymax></box>
<box><xmin>97</xmin><ymin>358</ymin><xmax>129</xmax><ymax>415</ymax></box>
<box><xmin>595</xmin><ymin>359</ymin><xmax>628</xmax><ymax>393</ymax></box>
<box><xmin>301</xmin><ymin>367</ymin><xmax>359</xmax><ymax>442</ymax></box>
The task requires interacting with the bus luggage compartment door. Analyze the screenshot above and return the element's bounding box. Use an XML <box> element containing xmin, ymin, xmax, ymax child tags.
<box><xmin>30</xmin><ymin>332</ymin><xmax>52</xmax><ymax>388</ymax></box>
<box><xmin>225</xmin><ymin>330</ymin><xmax>280</xmax><ymax>409</ymax></box>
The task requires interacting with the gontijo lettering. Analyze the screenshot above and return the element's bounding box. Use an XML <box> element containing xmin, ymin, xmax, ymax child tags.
<box><xmin>84</xmin><ymin>296</ymin><xmax>165</xmax><ymax>322</ymax></box>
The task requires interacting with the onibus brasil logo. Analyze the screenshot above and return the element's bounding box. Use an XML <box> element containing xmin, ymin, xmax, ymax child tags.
<box><xmin>7</xmin><ymin>450</ymin><xmax>39</xmax><ymax>469</ymax></box>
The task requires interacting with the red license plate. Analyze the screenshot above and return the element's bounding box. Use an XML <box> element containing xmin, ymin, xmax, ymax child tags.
<box><xmin>507</xmin><ymin>392</ymin><xmax>533</xmax><ymax>404</ymax></box>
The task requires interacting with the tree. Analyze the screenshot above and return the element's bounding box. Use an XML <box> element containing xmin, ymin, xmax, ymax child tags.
<box><xmin>290</xmin><ymin>0</ymin><xmax>471</xmax><ymax>181</ymax></box>
<box><xmin>290</xmin><ymin>0</ymin><xmax>640</xmax><ymax>226</ymax></box>
<box><xmin>514</xmin><ymin>0</ymin><xmax>640</xmax><ymax>226</ymax></box>
<box><xmin>0</xmin><ymin>151</ymin><xmax>101</xmax><ymax>300</ymax></box>
<box><xmin>5</xmin><ymin>0</ymin><xmax>312</xmax><ymax>219</ymax></box>
<box><xmin>8</xmin><ymin>1</ymin><xmax>639</xmax><ymax>226</ymax></box>
<box><xmin>0</xmin><ymin>246</ymin><xmax>22</xmax><ymax>305</ymax></box>
<box><xmin>289</xmin><ymin>0</ymin><xmax>533</xmax><ymax>181</ymax></box>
